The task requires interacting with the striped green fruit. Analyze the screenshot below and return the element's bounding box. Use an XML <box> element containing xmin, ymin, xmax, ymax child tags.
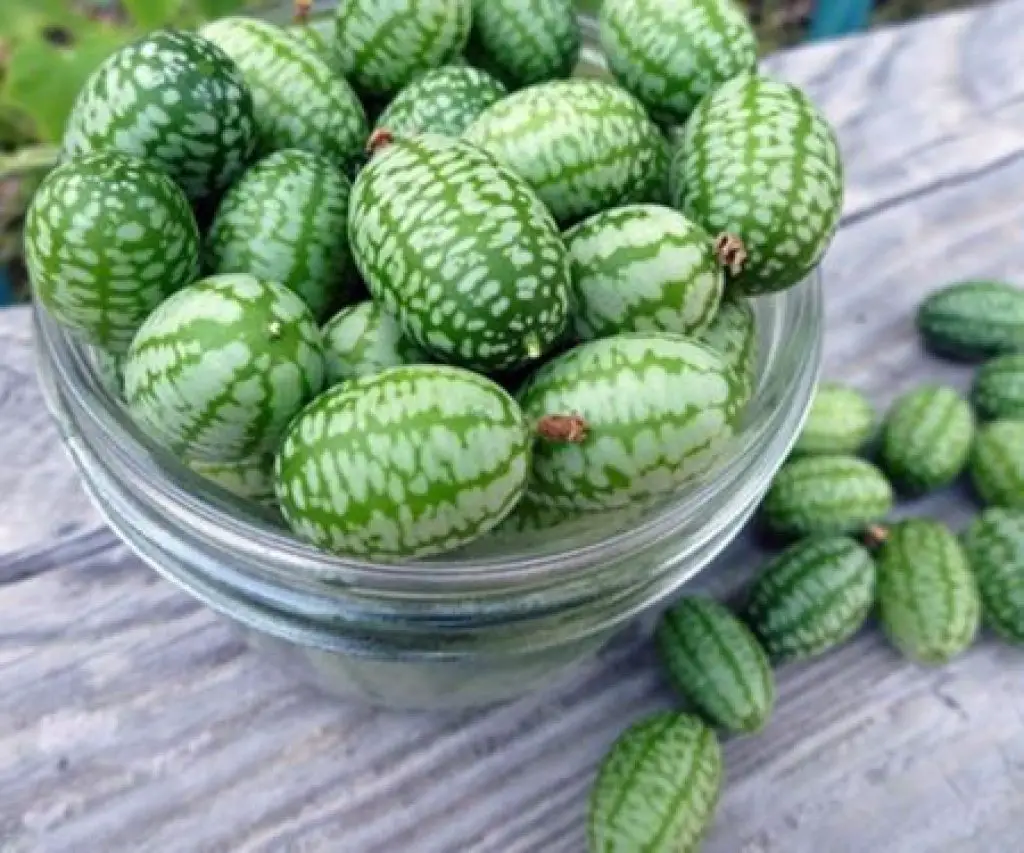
<box><xmin>760</xmin><ymin>455</ymin><xmax>894</xmax><ymax>539</ymax></box>
<box><xmin>62</xmin><ymin>30</ymin><xmax>258</xmax><ymax>206</ymax></box>
<box><xmin>792</xmin><ymin>383</ymin><xmax>875</xmax><ymax>457</ymax></box>
<box><xmin>517</xmin><ymin>333</ymin><xmax>744</xmax><ymax>512</ymax></box>
<box><xmin>189</xmin><ymin>454</ymin><xmax>276</xmax><ymax>506</ymax></box>
<box><xmin>335</xmin><ymin>0</ymin><xmax>473</xmax><ymax>98</ymax></box>
<box><xmin>962</xmin><ymin>508</ymin><xmax>1024</xmax><ymax>643</ymax></box>
<box><xmin>374</xmin><ymin>65</ymin><xmax>507</xmax><ymax>138</ymax></box>
<box><xmin>970</xmin><ymin>419</ymin><xmax>1024</xmax><ymax>508</ymax></box>
<box><xmin>744</xmin><ymin>536</ymin><xmax>877</xmax><ymax>662</ymax></box>
<box><xmin>697</xmin><ymin>293</ymin><xmax>758</xmax><ymax>410</ymax></box>
<box><xmin>656</xmin><ymin>596</ymin><xmax>775</xmax><ymax>734</ymax></box>
<box><xmin>25</xmin><ymin>151</ymin><xmax>200</xmax><ymax>354</ymax></box>
<box><xmin>588</xmin><ymin>711</ymin><xmax>722</xmax><ymax>853</ymax></box>
<box><xmin>204</xmin><ymin>149</ymin><xmax>354</xmax><ymax>320</ymax></box>
<box><xmin>916</xmin><ymin>280</ymin><xmax>1024</xmax><ymax>361</ymax></box>
<box><xmin>670</xmin><ymin>73</ymin><xmax>844</xmax><ymax>295</ymax></box>
<box><xmin>274</xmin><ymin>364</ymin><xmax>532</xmax><ymax>559</ymax></box>
<box><xmin>880</xmin><ymin>385</ymin><xmax>974</xmax><ymax>495</ymax></box>
<box><xmin>464</xmin><ymin>78</ymin><xmax>668</xmax><ymax>224</ymax></box>
<box><xmin>972</xmin><ymin>354</ymin><xmax>1024</xmax><ymax>420</ymax></box>
<box><xmin>349</xmin><ymin>132</ymin><xmax>572</xmax><ymax>372</ymax></box>
<box><xmin>322</xmin><ymin>301</ymin><xmax>430</xmax><ymax>385</ymax></box>
<box><xmin>199</xmin><ymin>17</ymin><xmax>368</xmax><ymax>171</ymax></box>
<box><xmin>875</xmin><ymin>519</ymin><xmax>980</xmax><ymax>665</ymax></box>
<box><xmin>564</xmin><ymin>204</ymin><xmax>724</xmax><ymax>341</ymax></box>
<box><xmin>466</xmin><ymin>0</ymin><xmax>581</xmax><ymax>89</ymax></box>
<box><xmin>123</xmin><ymin>273</ymin><xmax>326</xmax><ymax>464</ymax></box>
<box><xmin>600</xmin><ymin>0</ymin><xmax>758</xmax><ymax>126</ymax></box>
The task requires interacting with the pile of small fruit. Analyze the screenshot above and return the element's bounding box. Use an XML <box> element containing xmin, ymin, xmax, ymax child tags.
<box><xmin>591</xmin><ymin>278</ymin><xmax>1024</xmax><ymax>851</ymax></box>
<box><xmin>25</xmin><ymin>0</ymin><xmax>845</xmax><ymax>567</ymax></box>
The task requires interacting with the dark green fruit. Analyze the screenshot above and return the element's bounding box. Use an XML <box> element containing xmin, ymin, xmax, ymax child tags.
<box><xmin>972</xmin><ymin>354</ymin><xmax>1024</xmax><ymax>420</ymax></box>
<box><xmin>760</xmin><ymin>455</ymin><xmax>894</xmax><ymax>539</ymax></box>
<box><xmin>587</xmin><ymin>711</ymin><xmax>722</xmax><ymax>853</ymax></box>
<box><xmin>670</xmin><ymin>73</ymin><xmax>844</xmax><ymax>295</ymax></box>
<box><xmin>348</xmin><ymin>132</ymin><xmax>572</xmax><ymax>372</ymax></box>
<box><xmin>656</xmin><ymin>596</ymin><xmax>775</xmax><ymax>734</ymax></box>
<box><xmin>962</xmin><ymin>508</ymin><xmax>1024</xmax><ymax>643</ymax></box>
<box><xmin>916</xmin><ymin>280</ymin><xmax>1024</xmax><ymax>361</ymax></box>
<box><xmin>970</xmin><ymin>419</ymin><xmax>1024</xmax><ymax>508</ymax></box>
<box><xmin>879</xmin><ymin>384</ymin><xmax>974</xmax><ymax>495</ymax></box>
<box><xmin>745</xmin><ymin>536</ymin><xmax>877</xmax><ymax>662</ymax></box>
<box><xmin>61</xmin><ymin>30</ymin><xmax>258</xmax><ymax>206</ymax></box>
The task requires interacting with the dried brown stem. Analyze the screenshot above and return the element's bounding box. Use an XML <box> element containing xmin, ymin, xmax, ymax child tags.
<box><xmin>536</xmin><ymin>414</ymin><xmax>589</xmax><ymax>443</ymax></box>
<box><xmin>293</xmin><ymin>0</ymin><xmax>313</xmax><ymax>24</ymax></box>
<box><xmin>366</xmin><ymin>128</ymin><xmax>395</xmax><ymax>156</ymax></box>
<box><xmin>714</xmin><ymin>233</ymin><xmax>748</xmax><ymax>277</ymax></box>
<box><xmin>864</xmin><ymin>524</ymin><xmax>889</xmax><ymax>549</ymax></box>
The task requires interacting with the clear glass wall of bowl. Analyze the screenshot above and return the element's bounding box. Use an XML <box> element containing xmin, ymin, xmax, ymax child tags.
<box><xmin>31</xmin><ymin>9</ymin><xmax>824</xmax><ymax>709</ymax></box>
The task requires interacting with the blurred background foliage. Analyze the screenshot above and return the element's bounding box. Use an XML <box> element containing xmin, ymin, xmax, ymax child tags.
<box><xmin>0</xmin><ymin>0</ymin><xmax>976</xmax><ymax>303</ymax></box>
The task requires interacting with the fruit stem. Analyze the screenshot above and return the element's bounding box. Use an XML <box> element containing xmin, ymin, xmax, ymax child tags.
<box><xmin>293</xmin><ymin>0</ymin><xmax>313</xmax><ymax>23</ymax></box>
<box><xmin>864</xmin><ymin>524</ymin><xmax>889</xmax><ymax>549</ymax></box>
<box><xmin>536</xmin><ymin>413</ymin><xmax>588</xmax><ymax>443</ymax></box>
<box><xmin>366</xmin><ymin>128</ymin><xmax>395</xmax><ymax>156</ymax></box>
<box><xmin>714</xmin><ymin>233</ymin><xmax>748</xmax><ymax>277</ymax></box>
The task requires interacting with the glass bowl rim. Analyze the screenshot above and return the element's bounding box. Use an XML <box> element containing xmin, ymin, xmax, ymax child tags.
<box><xmin>34</xmin><ymin>268</ymin><xmax>823</xmax><ymax>592</ymax></box>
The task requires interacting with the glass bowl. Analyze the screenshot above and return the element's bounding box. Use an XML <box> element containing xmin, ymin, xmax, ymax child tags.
<box><xmin>31</xmin><ymin>9</ymin><xmax>824</xmax><ymax>710</ymax></box>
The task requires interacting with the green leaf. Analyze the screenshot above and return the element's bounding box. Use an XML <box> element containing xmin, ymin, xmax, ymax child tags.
<box><xmin>194</xmin><ymin>0</ymin><xmax>254</xmax><ymax>19</ymax></box>
<box><xmin>121</xmin><ymin>0</ymin><xmax>184</xmax><ymax>30</ymax></box>
<box><xmin>2</xmin><ymin>26</ymin><xmax>129</xmax><ymax>142</ymax></box>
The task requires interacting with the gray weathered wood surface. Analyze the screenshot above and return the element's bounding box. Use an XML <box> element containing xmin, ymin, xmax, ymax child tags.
<box><xmin>5</xmin><ymin>4</ymin><xmax>1024</xmax><ymax>850</ymax></box>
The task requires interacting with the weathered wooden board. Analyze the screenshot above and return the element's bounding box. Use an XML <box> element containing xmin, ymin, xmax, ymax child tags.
<box><xmin>4</xmin><ymin>3</ymin><xmax>1024</xmax><ymax>851</ymax></box>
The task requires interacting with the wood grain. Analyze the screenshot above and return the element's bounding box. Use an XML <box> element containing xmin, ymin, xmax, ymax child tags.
<box><xmin>5</xmin><ymin>3</ymin><xmax>1024</xmax><ymax>851</ymax></box>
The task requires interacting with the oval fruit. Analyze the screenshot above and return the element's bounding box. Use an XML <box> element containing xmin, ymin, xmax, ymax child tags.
<box><xmin>588</xmin><ymin>711</ymin><xmax>722</xmax><ymax>853</ymax></box>
<box><xmin>205</xmin><ymin>149</ymin><xmax>354</xmax><ymax>319</ymax></box>
<box><xmin>466</xmin><ymin>0</ymin><xmax>581</xmax><ymax>89</ymax></box>
<box><xmin>916</xmin><ymin>280</ymin><xmax>1024</xmax><ymax>360</ymax></box>
<box><xmin>697</xmin><ymin>294</ymin><xmax>758</xmax><ymax>409</ymax></box>
<box><xmin>670</xmin><ymin>73</ymin><xmax>844</xmax><ymax>295</ymax></box>
<box><xmin>349</xmin><ymin>132</ymin><xmax>572</xmax><ymax>372</ymax></box>
<box><xmin>791</xmin><ymin>383</ymin><xmax>875</xmax><ymax>457</ymax></box>
<box><xmin>875</xmin><ymin>519</ymin><xmax>980</xmax><ymax>665</ymax></box>
<box><xmin>123</xmin><ymin>273</ymin><xmax>326</xmax><ymax>463</ymax></box>
<box><xmin>274</xmin><ymin>364</ymin><xmax>532</xmax><ymax>559</ymax></box>
<box><xmin>656</xmin><ymin>596</ymin><xmax>775</xmax><ymax>734</ymax></box>
<box><xmin>744</xmin><ymin>535</ymin><xmax>876</xmax><ymax>662</ymax></box>
<box><xmin>962</xmin><ymin>508</ymin><xmax>1024</xmax><ymax>643</ymax></box>
<box><xmin>564</xmin><ymin>204</ymin><xmax>723</xmax><ymax>341</ymax></box>
<box><xmin>464</xmin><ymin>78</ymin><xmax>668</xmax><ymax>224</ymax></box>
<box><xmin>760</xmin><ymin>454</ymin><xmax>894</xmax><ymax>539</ymax></box>
<box><xmin>517</xmin><ymin>333</ymin><xmax>743</xmax><ymax>512</ymax></box>
<box><xmin>374</xmin><ymin>65</ymin><xmax>507</xmax><ymax>138</ymax></box>
<box><xmin>600</xmin><ymin>0</ymin><xmax>758</xmax><ymax>125</ymax></box>
<box><xmin>972</xmin><ymin>353</ymin><xmax>1024</xmax><ymax>420</ymax></box>
<box><xmin>26</xmin><ymin>151</ymin><xmax>200</xmax><ymax>353</ymax></box>
<box><xmin>322</xmin><ymin>301</ymin><xmax>430</xmax><ymax>385</ymax></box>
<box><xmin>62</xmin><ymin>30</ymin><xmax>258</xmax><ymax>206</ymax></box>
<box><xmin>970</xmin><ymin>419</ymin><xmax>1024</xmax><ymax>508</ymax></box>
<box><xmin>879</xmin><ymin>384</ymin><xmax>974</xmax><ymax>495</ymax></box>
<box><xmin>189</xmin><ymin>454</ymin><xmax>276</xmax><ymax>506</ymax></box>
<box><xmin>335</xmin><ymin>0</ymin><xmax>472</xmax><ymax>98</ymax></box>
<box><xmin>199</xmin><ymin>17</ymin><xmax>368</xmax><ymax>171</ymax></box>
